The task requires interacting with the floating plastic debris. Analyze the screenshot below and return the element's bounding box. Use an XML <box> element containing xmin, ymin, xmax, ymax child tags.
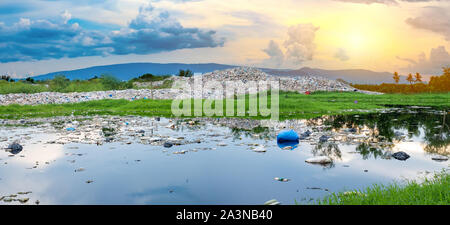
<box><xmin>274</xmin><ymin>177</ymin><xmax>290</xmax><ymax>182</ymax></box>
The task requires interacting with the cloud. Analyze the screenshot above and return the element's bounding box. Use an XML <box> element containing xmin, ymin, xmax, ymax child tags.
<box><xmin>0</xmin><ymin>0</ymin><xmax>118</xmax><ymax>17</ymax></box>
<box><xmin>396</xmin><ymin>56</ymin><xmax>417</xmax><ymax>64</ymax></box>
<box><xmin>155</xmin><ymin>0</ymin><xmax>204</xmax><ymax>2</ymax></box>
<box><xmin>333</xmin><ymin>0</ymin><xmax>445</xmax><ymax>5</ymax></box>
<box><xmin>400</xmin><ymin>0</ymin><xmax>448</xmax><ymax>2</ymax></box>
<box><xmin>110</xmin><ymin>4</ymin><xmax>224</xmax><ymax>55</ymax></box>
<box><xmin>405</xmin><ymin>6</ymin><xmax>450</xmax><ymax>41</ymax></box>
<box><xmin>261</xmin><ymin>23</ymin><xmax>319</xmax><ymax>68</ymax></box>
<box><xmin>0</xmin><ymin>3</ymin><xmax>224</xmax><ymax>63</ymax></box>
<box><xmin>334</xmin><ymin>48</ymin><xmax>350</xmax><ymax>61</ymax></box>
<box><xmin>283</xmin><ymin>23</ymin><xmax>320</xmax><ymax>65</ymax></box>
<box><xmin>0</xmin><ymin>11</ymin><xmax>107</xmax><ymax>62</ymax></box>
<box><xmin>40</xmin><ymin>0</ymin><xmax>113</xmax><ymax>6</ymax></box>
<box><xmin>333</xmin><ymin>0</ymin><xmax>398</xmax><ymax>5</ymax></box>
<box><xmin>61</xmin><ymin>10</ymin><xmax>72</xmax><ymax>24</ymax></box>
<box><xmin>397</xmin><ymin>46</ymin><xmax>450</xmax><ymax>74</ymax></box>
<box><xmin>262</xmin><ymin>40</ymin><xmax>284</xmax><ymax>67</ymax></box>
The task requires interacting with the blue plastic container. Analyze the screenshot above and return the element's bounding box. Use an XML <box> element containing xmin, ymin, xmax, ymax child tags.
<box><xmin>277</xmin><ymin>130</ymin><xmax>299</xmax><ymax>143</ymax></box>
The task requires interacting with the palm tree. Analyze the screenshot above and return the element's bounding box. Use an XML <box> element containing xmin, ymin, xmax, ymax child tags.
<box><xmin>406</xmin><ymin>73</ymin><xmax>414</xmax><ymax>85</ymax></box>
<box><xmin>393</xmin><ymin>72</ymin><xmax>400</xmax><ymax>84</ymax></box>
<box><xmin>414</xmin><ymin>72</ymin><xmax>422</xmax><ymax>83</ymax></box>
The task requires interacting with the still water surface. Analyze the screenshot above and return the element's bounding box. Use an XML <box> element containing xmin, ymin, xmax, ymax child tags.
<box><xmin>0</xmin><ymin>108</ymin><xmax>448</xmax><ymax>204</ymax></box>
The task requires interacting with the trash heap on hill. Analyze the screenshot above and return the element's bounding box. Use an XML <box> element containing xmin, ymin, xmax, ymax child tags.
<box><xmin>0</xmin><ymin>67</ymin><xmax>380</xmax><ymax>106</ymax></box>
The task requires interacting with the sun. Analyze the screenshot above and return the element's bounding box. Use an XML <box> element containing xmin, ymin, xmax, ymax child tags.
<box><xmin>347</xmin><ymin>32</ymin><xmax>367</xmax><ymax>50</ymax></box>
<box><xmin>349</xmin><ymin>33</ymin><xmax>365</xmax><ymax>47</ymax></box>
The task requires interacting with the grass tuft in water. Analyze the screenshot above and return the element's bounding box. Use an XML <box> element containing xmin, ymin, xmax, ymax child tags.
<box><xmin>317</xmin><ymin>171</ymin><xmax>450</xmax><ymax>205</ymax></box>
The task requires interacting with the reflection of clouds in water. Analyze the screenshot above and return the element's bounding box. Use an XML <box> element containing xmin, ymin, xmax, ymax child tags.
<box><xmin>0</xmin><ymin>126</ymin><xmax>62</xmax><ymax>166</ymax></box>
<box><xmin>393</xmin><ymin>142</ymin><xmax>425</xmax><ymax>155</ymax></box>
<box><xmin>129</xmin><ymin>185</ymin><xmax>197</xmax><ymax>205</ymax></box>
<box><xmin>7</xmin><ymin>143</ymin><xmax>65</xmax><ymax>167</ymax></box>
<box><xmin>348</xmin><ymin>141</ymin><xmax>447</xmax><ymax>181</ymax></box>
<box><xmin>0</xmin><ymin>173</ymin><xmax>56</xmax><ymax>205</ymax></box>
<box><xmin>336</xmin><ymin>145</ymin><xmax>357</xmax><ymax>163</ymax></box>
<box><xmin>347</xmin><ymin>161</ymin><xmax>421</xmax><ymax>182</ymax></box>
<box><xmin>0</xmin><ymin>129</ymin><xmax>65</xmax><ymax>204</ymax></box>
<box><xmin>0</xmin><ymin>140</ymin><xmax>64</xmax><ymax>204</ymax></box>
<box><xmin>0</xmin><ymin>113</ymin><xmax>447</xmax><ymax>204</ymax></box>
<box><xmin>290</xmin><ymin>143</ymin><xmax>356</xmax><ymax>164</ymax></box>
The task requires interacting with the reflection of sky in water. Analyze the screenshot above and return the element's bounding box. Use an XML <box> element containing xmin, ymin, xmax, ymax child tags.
<box><xmin>0</xmin><ymin>116</ymin><xmax>448</xmax><ymax>205</ymax></box>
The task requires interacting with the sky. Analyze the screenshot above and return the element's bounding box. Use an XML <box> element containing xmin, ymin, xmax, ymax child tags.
<box><xmin>0</xmin><ymin>0</ymin><xmax>449</xmax><ymax>78</ymax></box>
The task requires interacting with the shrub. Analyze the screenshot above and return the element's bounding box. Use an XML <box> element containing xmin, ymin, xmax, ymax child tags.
<box><xmin>0</xmin><ymin>80</ymin><xmax>48</xmax><ymax>94</ymax></box>
<box><xmin>178</xmin><ymin>69</ymin><xmax>193</xmax><ymax>77</ymax></box>
<box><xmin>50</xmin><ymin>75</ymin><xmax>70</xmax><ymax>92</ymax></box>
<box><xmin>100</xmin><ymin>74</ymin><xmax>121</xmax><ymax>90</ymax></box>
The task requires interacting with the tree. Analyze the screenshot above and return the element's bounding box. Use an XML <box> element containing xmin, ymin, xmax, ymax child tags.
<box><xmin>88</xmin><ymin>75</ymin><xmax>99</xmax><ymax>81</ymax></box>
<box><xmin>100</xmin><ymin>74</ymin><xmax>121</xmax><ymax>90</ymax></box>
<box><xmin>139</xmin><ymin>73</ymin><xmax>154</xmax><ymax>80</ymax></box>
<box><xmin>428</xmin><ymin>67</ymin><xmax>450</xmax><ymax>92</ymax></box>
<box><xmin>1</xmin><ymin>75</ymin><xmax>11</xmax><ymax>82</ymax></box>
<box><xmin>406</xmin><ymin>73</ymin><xmax>414</xmax><ymax>85</ymax></box>
<box><xmin>178</xmin><ymin>69</ymin><xmax>193</xmax><ymax>77</ymax></box>
<box><xmin>414</xmin><ymin>72</ymin><xmax>422</xmax><ymax>83</ymax></box>
<box><xmin>185</xmin><ymin>69</ymin><xmax>193</xmax><ymax>77</ymax></box>
<box><xmin>25</xmin><ymin>77</ymin><xmax>35</xmax><ymax>83</ymax></box>
<box><xmin>393</xmin><ymin>72</ymin><xmax>400</xmax><ymax>84</ymax></box>
<box><xmin>178</xmin><ymin>69</ymin><xmax>186</xmax><ymax>77</ymax></box>
<box><xmin>50</xmin><ymin>75</ymin><xmax>70</xmax><ymax>91</ymax></box>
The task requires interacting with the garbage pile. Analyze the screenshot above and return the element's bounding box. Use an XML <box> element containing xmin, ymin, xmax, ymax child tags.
<box><xmin>133</xmin><ymin>80</ymin><xmax>169</xmax><ymax>88</ymax></box>
<box><xmin>0</xmin><ymin>67</ymin><xmax>380</xmax><ymax>106</ymax></box>
<box><xmin>171</xmin><ymin>67</ymin><xmax>377</xmax><ymax>98</ymax></box>
<box><xmin>0</xmin><ymin>89</ymin><xmax>188</xmax><ymax>106</ymax></box>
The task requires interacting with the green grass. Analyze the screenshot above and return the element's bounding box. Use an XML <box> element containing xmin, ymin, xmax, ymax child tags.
<box><xmin>0</xmin><ymin>80</ymin><xmax>49</xmax><ymax>94</ymax></box>
<box><xmin>0</xmin><ymin>79</ymin><xmax>120</xmax><ymax>94</ymax></box>
<box><xmin>0</xmin><ymin>76</ymin><xmax>170</xmax><ymax>94</ymax></box>
<box><xmin>317</xmin><ymin>171</ymin><xmax>450</xmax><ymax>205</ymax></box>
<box><xmin>0</xmin><ymin>91</ymin><xmax>448</xmax><ymax>120</ymax></box>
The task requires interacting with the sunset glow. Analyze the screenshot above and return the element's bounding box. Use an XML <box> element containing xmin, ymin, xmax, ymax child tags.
<box><xmin>0</xmin><ymin>0</ymin><xmax>448</xmax><ymax>77</ymax></box>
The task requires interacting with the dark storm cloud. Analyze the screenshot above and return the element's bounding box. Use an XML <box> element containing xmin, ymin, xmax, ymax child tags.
<box><xmin>0</xmin><ymin>4</ymin><xmax>224</xmax><ymax>63</ymax></box>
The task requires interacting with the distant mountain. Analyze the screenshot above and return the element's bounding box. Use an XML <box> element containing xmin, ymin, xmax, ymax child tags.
<box><xmin>32</xmin><ymin>63</ymin><xmax>238</xmax><ymax>81</ymax></box>
<box><xmin>262</xmin><ymin>67</ymin><xmax>406</xmax><ymax>84</ymax></box>
<box><xmin>32</xmin><ymin>62</ymin><xmax>402</xmax><ymax>84</ymax></box>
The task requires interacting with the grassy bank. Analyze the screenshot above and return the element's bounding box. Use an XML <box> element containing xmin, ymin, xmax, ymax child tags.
<box><xmin>0</xmin><ymin>74</ymin><xmax>173</xmax><ymax>94</ymax></box>
<box><xmin>318</xmin><ymin>172</ymin><xmax>450</xmax><ymax>205</ymax></box>
<box><xmin>0</xmin><ymin>92</ymin><xmax>449</xmax><ymax>120</ymax></box>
